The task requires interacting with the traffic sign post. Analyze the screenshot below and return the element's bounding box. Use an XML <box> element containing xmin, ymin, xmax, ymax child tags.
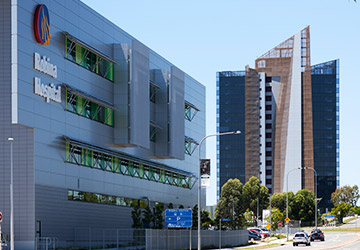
<box><xmin>278</xmin><ymin>221</ymin><xmax>283</xmax><ymax>246</ymax></box>
<box><xmin>165</xmin><ymin>209</ymin><xmax>192</xmax><ymax>228</ymax></box>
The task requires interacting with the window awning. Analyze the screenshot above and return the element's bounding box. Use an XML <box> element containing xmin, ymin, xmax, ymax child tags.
<box><xmin>185</xmin><ymin>100</ymin><xmax>199</xmax><ymax>111</ymax></box>
<box><xmin>63</xmin><ymin>31</ymin><xmax>116</xmax><ymax>64</ymax></box>
<box><xmin>150</xmin><ymin>120</ymin><xmax>162</xmax><ymax>130</ymax></box>
<box><xmin>185</xmin><ymin>136</ymin><xmax>199</xmax><ymax>145</ymax></box>
<box><xmin>63</xmin><ymin>84</ymin><xmax>117</xmax><ymax>111</ymax></box>
<box><xmin>64</xmin><ymin>136</ymin><xmax>195</xmax><ymax>177</ymax></box>
<box><xmin>150</xmin><ymin>80</ymin><xmax>160</xmax><ymax>89</ymax></box>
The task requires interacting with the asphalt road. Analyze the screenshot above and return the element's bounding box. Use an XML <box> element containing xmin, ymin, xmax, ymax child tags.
<box><xmin>339</xmin><ymin>217</ymin><xmax>360</xmax><ymax>229</ymax></box>
<box><xmin>266</xmin><ymin>232</ymin><xmax>360</xmax><ymax>250</ymax></box>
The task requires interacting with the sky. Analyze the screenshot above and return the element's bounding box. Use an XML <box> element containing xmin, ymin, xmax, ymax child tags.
<box><xmin>82</xmin><ymin>0</ymin><xmax>360</xmax><ymax>206</ymax></box>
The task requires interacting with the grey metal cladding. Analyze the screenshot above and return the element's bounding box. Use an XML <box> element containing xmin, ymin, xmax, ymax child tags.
<box><xmin>113</xmin><ymin>43</ymin><xmax>130</xmax><ymax>145</ymax></box>
<box><xmin>129</xmin><ymin>39</ymin><xmax>150</xmax><ymax>149</ymax></box>
<box><xmin>153</xmin><ymin>69</ymin><xmax>170</xmax><ymax>157</ymax></box>
<box><xmin>0</xmin><ymin>0</ymin><xmax>35</xmax><ymax>246</ymax></box>
<box><xmin>169</xmin><ymin>66</ymin><xmax>185</xmax><ymax>160</ymax></box>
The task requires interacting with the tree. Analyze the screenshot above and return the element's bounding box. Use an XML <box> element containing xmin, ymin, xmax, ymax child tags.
<box><xmin>215</xmin><ymin>178</ymin><xmax>246</xmax><ymax>229</ymax></box>
<box><xmin>153</xmin><ymin>203</ymin><xmax>164</xmax><ymax>229</ymax></box>
<box><xmin>331</xmin><ymin>185</ymin><xmax>360</xmax><ymax>207</ymax></box>
<box><xmin>331</xmin><ymin>202</ymin><xmax>351</xmax><ymax>223</ymax></box>
<box><xmin>242</xmin><ymin>176</ymin><xmax>269</xmax><ymax>222</ymax></box>
<box><xmin>351</xmin><ymin>206</ymin><xmax>360</xmax><ymax>215</ymax></box>
<box><xmin>291</xmin><ymin>189</ymin><xmax>316</xmax><ymax>223</ymax></box>
<box><xmin>192</xmin><ymin>205</ymin><xmax>216</xmax><ymax>229</ymax></box>
<box><xmin>201</xmin><ymin>210</ymin><xmax>215</xmax><ymax>229</ymax></box>
<box><xmin>270</xmin><ymin>191</ymin><xmax>295</xmax><ymax>216</ymax></box>
<box><xmin>142</xmin><ymin>205</ymin><xmax>153</xmax><ymax>228</ymax></box>
<box><xmin>131</xmin><ymin>205</ymin><xmax>143</xmax><ymax>228</ymax></box>
<box><xmin>192</xmin><ymin>204</ymin><xmax>199</xmax><ymax>229</ymax></box>
<box><xmin>264</xmin><ymin>208</ymin><xmax>284</xmax><ymax>231</ymax></box>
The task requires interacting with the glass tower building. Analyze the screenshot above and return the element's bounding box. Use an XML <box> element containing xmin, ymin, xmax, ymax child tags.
<box><xmin>216</xmin><ymin>27</ymin><xmax>339</xmax><ymax>212</ymax></box>
<box><xmin>311</xmin><ymin>60</ymin><xmax>340</xmax><ymax>210</ymax></box>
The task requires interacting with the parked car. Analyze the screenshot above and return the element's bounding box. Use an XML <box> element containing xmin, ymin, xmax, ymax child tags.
<box><xmin>248</xmin><ymin>230</ymin><xmax>261</xmax><ymax>240</ymax></box>
<box><xmin>309</xmin><ymin>229</ymin><xmax>325</xmax><ymax>241</ymax></box>
<box><xmin>249</xmin><ymin>228</ymin><xmax>270</xmax><ymax>238</ymax></box>
<box><xmin>248</xmin><ymin>229</ymin><xmax>267</xmax><ymax>238</ymax></box>
<box><xmin>293</xmin><ymin>232</ymin><xmax>311</xmax><ymax>246</ymax></box>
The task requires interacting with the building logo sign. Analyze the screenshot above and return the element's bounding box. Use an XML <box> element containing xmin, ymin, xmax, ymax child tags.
<box><xmin>34</xmin><ymin>52</ymin><xmax>57</xmax><ymax>78</ymax></box>
<box><xmin>34</xmin><ymin>77</ymin><xmax>61</xmax><ymax>103</ymax></box>
<box><xmin>34</xmin><ymin>4</ymin><xmax>51</xmax><ymax>45</ymax></box>
<box><xmin>33</xmin><ymin>52</ymin><xmax>61</xmax><ymax>103</ymax></box>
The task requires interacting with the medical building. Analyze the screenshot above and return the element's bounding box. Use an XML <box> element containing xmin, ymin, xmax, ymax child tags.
<box><xmin>0</xmin><ymin>0</ymin><xmax>205</xmax><ymax>248</ymax></box>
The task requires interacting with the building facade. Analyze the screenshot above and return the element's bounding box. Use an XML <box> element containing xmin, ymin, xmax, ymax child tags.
<box><xmin>217</xmin><ymin>27</ymin><xmax>339</xmax><ymax>212</ymax></box>
<box><xmin>0</xmin><ymin>0</ymin><xmax>205</xmax><ymax>249</ymax></box>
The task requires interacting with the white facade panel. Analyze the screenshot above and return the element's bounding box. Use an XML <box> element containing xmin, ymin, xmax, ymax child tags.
<box><xmin>283</xmin><ymin>32</ymin><xmax>302</xmax><ymax>193</ymax></box>
<box><xmin>259</xmin><ymin>73</ymin><xmax>266</xmax><ymax>185</ymax></box>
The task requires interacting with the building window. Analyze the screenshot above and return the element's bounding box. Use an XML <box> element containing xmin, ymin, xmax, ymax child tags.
<box><xmin>266</xmin><ymin>133</ymin><xmax>272</xmax><ymax>138</ymax></box>
<box><xmin>266</xmin><ymin>151</ymin><xmax>272</xmax><ymax>157</ymax></box>
<box><xmin>65</xmin><ymin>35</ymin><xmax>114</xmax><ymax>82</ymax></box>
<box><xmin>266</xmin><ymin>179</ymin><xmax>272</xmax><ymax>185</ymax></box>
<box><xmin>266</xmin><ymin>141</ymin><xmax>272</xmax><ymax>148</ymax></box>
<box><xmin>65</xmin><ymin>89</ymin><xmax>114</xmax><ymax>126</ymax></box>
<box><xmin>266</xmin><ymin>95</ymin><xmax>272</xmax><ymax>101</ymax></box>
<box><xmin>68</xmin><ymin>190</ymin><xmax>150</xmax><ymax>208</ymax></box>
<box><xmin>266</xmin><ymin>114</ymin><xmax>272</xmax><ymax>120</ymax></box>
<box><xmin>266</xmin><ymin>160</ymin><xmax>272</xmax><ymax>166</ymax></box>
<box><xmin>266</xmin><ymin>123</ymin><xmax>272</xmax><ymax>129</ymax></box>
<box><xmin>266</xmin><ymin>170</ymin><xmax>272</xmax><ymax>175</ymax></box>
<box><xmin>184</xmin><ymin>101</ymin><xmax>199</xmax><ymax>121</ymax></box>
<box><xmin>266</xmin><ymin>105</ymin><xmax>272</xmax><ymax>111</ymax></box>
<box><xmin>65</xmin><ymin>139</ymin><xmax>192</xmax><ymax>189</ymax></box>
<box><xmin>265</xmin><ymin>86</ymin><xmax>272</xmax><ymax>92</ymax></box>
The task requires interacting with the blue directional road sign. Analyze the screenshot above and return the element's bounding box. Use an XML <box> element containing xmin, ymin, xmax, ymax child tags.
<box><xmin>165</xmin><ymin>209</ymin><xmax>192</xmax><ymax>228</ymax></box>
<box><xmin>220</xmin><ymin>218</ymin><xmax>231</xmax><ymax>222</ymax></box>
<box><xmin>324</xmin><ymin>215</ymin><xmax>335</xmax><ymax>219</ymax></box>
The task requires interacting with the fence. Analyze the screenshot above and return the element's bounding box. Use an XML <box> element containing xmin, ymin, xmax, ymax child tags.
<box><xmin>65</xmin><ymin>228</ymin><xmax>248</xmax><ymax>250</ymax></box>
<box><xmin>73</xmin><ymin>228</ymin><xmax>145</xmax><ymax>249</ymax></box>
<box><xmin>146</xmin><ymin>229</ymin><xmax>248</xmax><ymax>250</ymax></box>
<box><xmin>35</xmin><ymin>237</ymin><xmax>58</xmax><ymax>250</ymax></box>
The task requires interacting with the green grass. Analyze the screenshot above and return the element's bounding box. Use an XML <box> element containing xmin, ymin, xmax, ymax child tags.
<box><xmin>264</xmin><ymin>237</ymin><xmax>278</xmax><ymax>243</ymax></box>
<box><xmin>234</xmin><ymin>243</ymin><xmax>279</xmax><ymax>250</ymax></box>
<box><xmin>343</xmin><ymin>217</ymin><xmax>356</xmax><ymax>223</ymax></box>
<box><xmin>321</xmin><ymin>228</ymin><xmax>360</xmax><ymax>232</ymax></box>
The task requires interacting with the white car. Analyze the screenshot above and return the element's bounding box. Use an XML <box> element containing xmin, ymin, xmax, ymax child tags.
<box><xmin>293</xmin><ymin>232</ymin><xmax>311</xmax><ymax>246</ymax></box>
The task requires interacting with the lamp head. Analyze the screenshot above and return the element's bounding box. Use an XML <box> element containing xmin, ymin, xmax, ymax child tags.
<box><xmin>233</xmin><ymin>130</ymin><xmax>241</xmax><ymax>134</ymax></box>
<box><xmin>8</xmin><ymin>137</ymin><xmax>14</xmax><ymax>141</ymax></box>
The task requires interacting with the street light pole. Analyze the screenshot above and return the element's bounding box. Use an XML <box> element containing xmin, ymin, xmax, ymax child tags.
<box><xmin>197</xmin><ymin>130</ymin><xmax>241</xmax><ymax>250</ymax></box>
<box><xmin>8</xmin><ymin>137</ymin><xmax>14</xmax><ymax>250</ymax></box>
<box><xmin>257</xmin><ymin>198</ymin><xmax>259</xmax><ymax>227</ymax></box>
<box><xmin>270</xmin><ymin>194</ymin><xmax>272</xmax><ymax>235</ymax></box>
<box><xmin>304</xmin><ymin>167</ymin><xmax>318</xmax><ymax>230</ymax></box>
<box><xmin>286</xmin><ymin>167</ymin><xmax>301</xmax><ymax>241</ymax></box>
